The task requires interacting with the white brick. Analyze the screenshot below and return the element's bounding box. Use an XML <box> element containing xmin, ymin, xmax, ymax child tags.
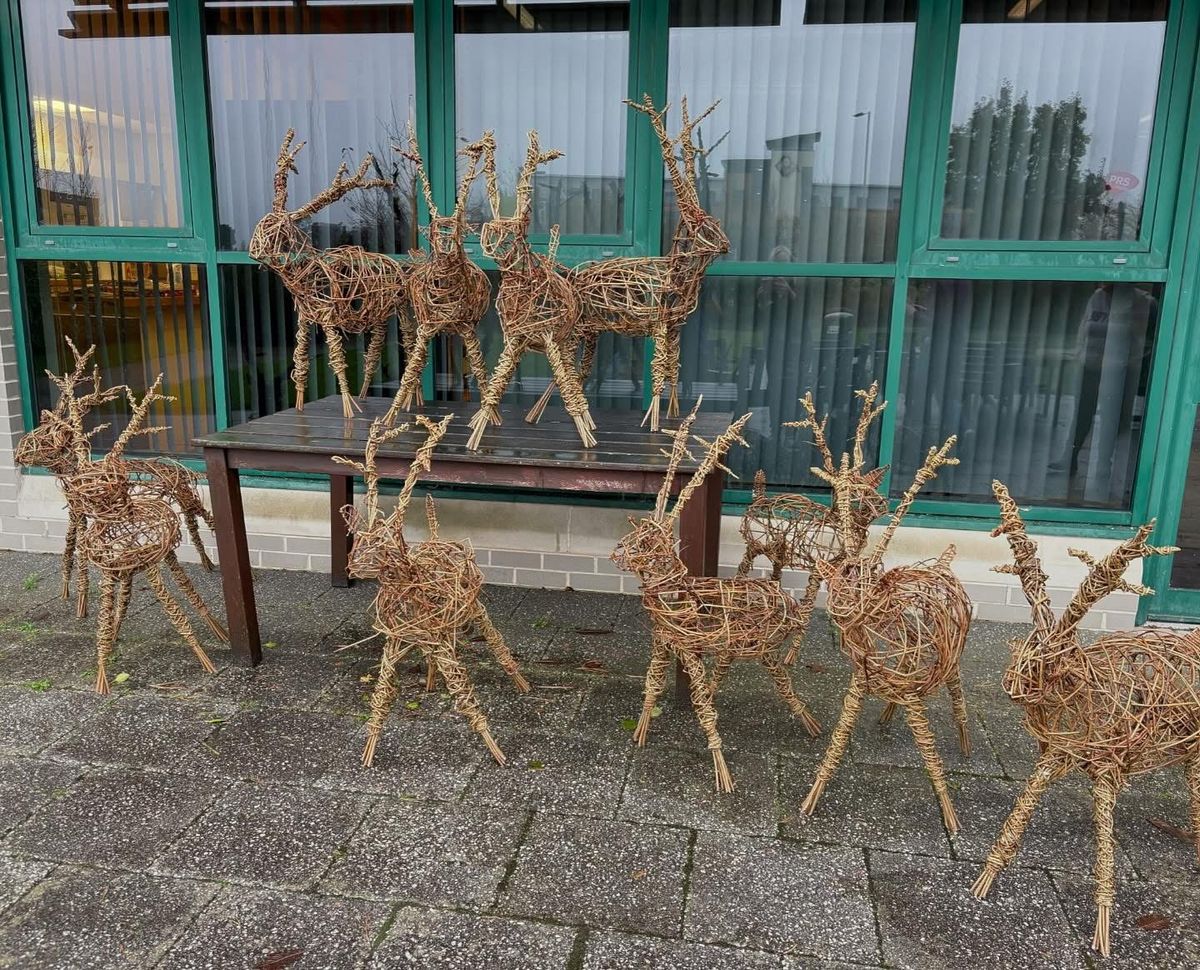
<box><xmin>514</xmin><ymin>568</ymin><xmax>567</xmax><ymax>589</ymax></box>
<box><xmin>566</xmin><ymin>571</ymin><xmax>623</xmax><ymax>594</ymax></box>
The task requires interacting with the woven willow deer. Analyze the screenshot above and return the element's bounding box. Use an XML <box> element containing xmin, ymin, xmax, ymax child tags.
<box><xmin>737</xmin><ymin>384</ymin><xmax>889</xmax><ymax>665</ymax></box>
<box><xmin>335</xmin><ymin>412</ymin><xmax>530</xmax><ymax>767</ymax></box>
<box><xmin>525</xmin><ymin>96</ymin><xmax>730</xmax><ymax>431</ymax></box>
<box><xmin>800</xmin><ymin>438</ymin><xmax>972</xmax><ymax>833</ymax></box>
<box><xmin>45</xmin><ymin>376</ymin><xmax>227</xmax><ymax>693</ymax></box>
<box><xmin>465</xmin><ymin>131</ymin><xmax>596</xmax><ymax>451</ymax></box>
<box><xmin>612</xmin><ymin>403</ymin><xmax>822</xmax><ymax>793</ymax></box>
<box><xmin>387</xmin><ymin>123</ymin><xmax>492</xmax><ymax>415</ymax></box>
<box><xmin>16</xmin><ymin>341</ymin><xmax>217</xmax><ymax>619</ymax></box>
<box><xmin>974</xmin><ymin>481</ymin><xmax>1200</xmax><ymax>957</ymax></box>
<box><xmin>250</xmin><ymin>130</ymin><xmax>411</xmax><ymax>418</ymax></box>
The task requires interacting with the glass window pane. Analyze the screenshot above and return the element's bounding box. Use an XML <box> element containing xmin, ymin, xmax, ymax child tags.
<box><xmin>24</xmin><ymin>261</ymin><xmax>214</xmax><ymax>457</ymax></box>
<box><xmin>684</xmin><ymin>276</ymin><xmax>892</xmax><ymax>485</ymax></box>
<box><xmin>20</xmin><ymin>1</ymin><xmax>182</xmax><ymax>228</ymax></box>
<box><xmin>895</xmin><ymin>279</ymin><xmax>1160</xmax><ymax>510</ymax></box>
<box><xmin>1168</xmin><ymin>408</ymin><xmax>1200</xmax><ymax>590</ymax></box>
<box><xmin>219</xmin><ymin>264</ymin><xmax>408</xmax><ymax>424</ymax></box>
<box><xmin>667</xmin><ymin>1</ymin><xmax>917</xmax><ymax>263</ymax></box>
<box><xmin>943</xmin><ymin>0</ymin><xmax>1167</xmax><ymax>242</ymax></box>
<box><xmin>205</xmin><ymin>2</ymin><xmax>418</xmax><ymax>252</ymax></box>
<box><xmin>454</xmin><ymin>1</ymin><xmax>630</xmax><ymax>236</ymax></box>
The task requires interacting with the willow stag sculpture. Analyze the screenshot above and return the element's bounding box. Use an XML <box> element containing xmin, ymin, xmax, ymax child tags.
<box><xmin>387</xmin><ymin>123</ymin><xmax>492</xmax><ymax>416</ymax></box>
<box><xmin>526</xmin><ymin>96</ymin><xmax>730</xmax><ymax>431</ymax></box>
<box><xmin>800</xmin><ymin>438</ymin><xmax>973</xmax><ymax>833</ymax></box>
<box><xmin>612</xmin><ymin>403</ymin><xmax>822</xmax><ymax>793</ymax></box>
<box><xmin>250</xmin><ymin>130</ymin><xmax>411</xmax><ymax>418</ymax></box>
<box><xmin>466</xmin><ymin>131</ymin><xmax>596</xmax><ymax>451</ymax></box>
<box><xmin>335</xmin><ymin>413</ymin><xmax>530</xmax><ymax>767</ymax></box>
<box><xmin>974</xmin><ymin>481</ymin><xmax>1200</xmax><ymax>957</ymax></box>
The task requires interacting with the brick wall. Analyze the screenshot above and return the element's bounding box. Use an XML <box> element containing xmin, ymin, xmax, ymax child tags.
<box><xmin>0</xmin><ymin>214</ymin><xmax>1144</xmax><ymax>630</ymax></box>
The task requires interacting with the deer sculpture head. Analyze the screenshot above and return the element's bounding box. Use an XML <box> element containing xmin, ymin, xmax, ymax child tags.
<box><xmin>399</xmin><ymin>121</ymin><xmax>489</xmax><ymax>259</ymax></box>
<box><xmin>478</xmin><ymin>131</ymin><xmax>564</xmax><ymax>268</ymax></box>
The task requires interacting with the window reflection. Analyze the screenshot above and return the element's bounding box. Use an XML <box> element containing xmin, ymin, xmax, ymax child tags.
<box><xmin>454</xmin><ymin>1</ymin><xmax>630</xmax><ymax>236</ymax></box>
<box><xmin>943</xmin><ymin>0</ymin><xmax>1167</xmax><ymax>242</ymax></box>
<box><xmin>20</xmin><ymin>1</ymin><xmax>182</xmax><ymax>228</ymax></box>
<box><xmin>667</xmin><ymin>0</ymin><xmax>917</xmax><ymax>263</ymax></box>
<box><xmin>1168</xmin><ymin>410</ymin><xmax>1200</xmax><ymax>591</ymax></box>
<box><xmin>896</xmin><ymin>279</ymin><xmax>1159</xmax><ymax>509</ymax></box>
<box><xmin>205</xmin><ymin>1</ymin><xmax>418</xmax><ymax>252</ymax></box>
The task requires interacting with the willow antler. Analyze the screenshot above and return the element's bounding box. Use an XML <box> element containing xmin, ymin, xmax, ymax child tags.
<box><xmin>990</xmin><ymin>481</ymin><xmax>1055</xmax><ymax>638</ymax></box>
<box><xmin>852</xmin><ymin>382</ymin><xmax>887</xmax><ymax>470</ymax></box>
<box><xmin>290</xmin><ymin>153</ymin><xmax>393</xmax><ymax>222</ymax></box>
<box><xmin>784</xmin><ymin>391</ymin><xmax>835</xmax><ymax>474</ymax></box>
<box><xmin>653</xmin><ymin>399</ymin><xmax>702</xmax><ymax>521</ymax></box>
<box><xmin>392</xmin><ymin>413</ymin><xmax>454</xmax><ymax>532</ymax></box>
<box><xmin>666</xmin><ymin>411</ymin><xmax>751</xmax><ymax>526</ymax></box>
<box><xmin>870</xmin><ymin>436</ymin><xmax>958</xmax><ymax>563</ymax></box>
<box><xmin>110</xmin><ymin>376</ymin><xmax>172</xmax><ymax>462</ymax></box>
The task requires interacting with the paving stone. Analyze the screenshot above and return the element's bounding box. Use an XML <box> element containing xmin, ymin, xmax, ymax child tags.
<box><xmin>158</xmin><ymin>885</ymin><xmax>390</xmax><ymax>970</ymax></box>
<box><xmin>0</xmin><ymin>854</ymin><xmax>53</xmax><ymax>917</ymax></box>
<box><xmin>0</xmin><ymin>867</ymin><xmax>216</xmax><ymax>970</ymax></box>
<box><xmin>949</xmin><ymin>773</ymin><xmax>1136</xmax><ymax>877</ymax></box>
<box><xmin>496</xmin><ymin>813</ymin><xmax>689</xmax><ymax>937</ymax></box>
<box><xmin>322</xmin><ymin>799</ymin><xmax>525</xmax><ymax>908</ymax></box>
<box><xmin>182</xmin><ymin>707</ymin><xmax>357</xmax><ymax>784</ymax></box>
<box><xmin>779</xmin><ymin>759</ymin><xmax>954</xmax><ymax>857</ymax></box>
<box><xmin>685</xmin><ymin>832</ymin><xmax>877</xmax><ymax>963</ymax></box>
<box><xmin>190</xmin><ymin>649</ymin><xmax>353</xmax><ymax>710</ymax></box>
<box><xmin>250</xmin><ymin>570</ymin><xmax>349</xmax><ymax>652</ymax></box>
<box><xmin>0</xmin><ymin>686</ymin><xmax>103</xmax><ymax>755</ymax></box>
<box><xmin>0</xmin><ymin>756</ymin><xmax>82</xmax><ymax>836</ymax></box>
<box><xmin>7</xmin><ymin>768</ymin><xmax>222</xmax><ymax>867</ymax></box>
<box><xmin>367</xmin><ymin>907</ymin><xmax>575</xmax><ymax>969</ymax></box>
<box><xmin>869</xmin><ymin>850</ymin><xmax>1083</xmax><ymax>970</ymax></box>
<box><xmin>619</xmin><ymin>746</ymin><xmax>778</xmax><ymax>836</ymax></box>
<box><xmin>154</xmin><ymin>782</ymin><xmax>371</xmax><ymax>891</ymax></box>
<box><xmin>317</xmin><ymin>720</ymin><xmax>482</xmax><ymax>800</ymax></box>
<box><xmin>957</xmin><ymin>619</ymin><xmax>1025</xmax><ymax>686</ymax></box>
<box><xmin>0</xmin><ymin>551</ymin><xmax>61</xmax><ymax>621</ymax></box>
<box><xmin>582</xmin><ymin>931</ymin><xmax>783</xmax><ymax>969</ymax></box>
<box><xmin>49</xmin><ymin>691</ymin><xmax>226</xmax><ymax>771</ymax></box>
<box><xmin>0</xmin><ymin>633</ymin><xmax>98</xmax><ymax>688</ymax></box>
<box><xmin>970</xmin><ymin>690</ymin><xmax>1041</xmax><ymax>780</ymax></box>
<box><xmin>464</xmin><ymin>729</ymin><xmax>629</xmax><ymax>819</ymax></box>
<box><xmin>1051</xmin><ymin>872</ymin><xmax>1200</xmax><ymax>969</ymax></box>
<box><xmin>1113</xmin><ymin>773</ymin><xmax>1200</xmax><ymax>886</ymax></box>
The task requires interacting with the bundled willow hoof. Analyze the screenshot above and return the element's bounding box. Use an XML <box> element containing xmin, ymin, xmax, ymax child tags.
<box><xmin>975</xmin><ymin>482</ymin><xmax>1200</xmax><ymax>956</ymax></box>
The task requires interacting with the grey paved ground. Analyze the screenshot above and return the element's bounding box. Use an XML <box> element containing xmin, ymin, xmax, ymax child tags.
<box><xmin>0</xmin><ymin>548</ymin><xmax>1197</xmax><ymax>968</ymax></box>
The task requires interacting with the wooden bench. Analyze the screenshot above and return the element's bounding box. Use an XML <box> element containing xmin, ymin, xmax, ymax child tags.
<box><xmin>196</xmin><ymin>395</ymin><xmax>732</xmax><ymax>702</ymax></box>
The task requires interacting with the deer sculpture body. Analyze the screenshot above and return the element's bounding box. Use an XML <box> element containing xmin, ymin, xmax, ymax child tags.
<box><xmin>465</xmin><ymin>132</ymin><xmax>596</xmax><ymax>451</ymax></box>
<box><xmin>800</xmin><ymin>438</ymin><xmax>973</xmax><ymax>833</ymax></box>
<box><xmin>44</xmin><ymin>376</ymin><xmax>228</xmax><ymax>693</ymax></box>
<box><xmin>525</xmin><ymin>96</ymin><xmax>730</xmax><ymax>432</ymax></box>
<box><xmin>611</xmin><ymin>403</ymin><xmax>822</xmax><ymax>793</ymax></box>
<box><xmin>388</xmin><ymin>123</ymin><xmax>492</xmax><ymax>415</ymax></box>
<box><xmin>737</xmin><ymin>384</ymin><xmax>889</xmax><ymax>666</ymax></box>
<box><xmin>974</xmin><ymin>481</ymin><xmax>1200</xmax><ymax>956</ymax></box>
<box><xmin>16</xmin><ymin>341</ymin><xmax>218</xmax><ymax>619</ymax></box>
<box><xmin>250</xmin><ymin>130</ymin><xmax>412</xmax><ymax>418</ymax></box>
<box><xmin>335</xmin><ymin>412</ymin><xmax>530</xmax><ymax>767</ymax></box>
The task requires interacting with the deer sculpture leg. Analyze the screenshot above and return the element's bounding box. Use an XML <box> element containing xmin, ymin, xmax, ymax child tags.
<box><xmin>525</xmin><ymin>333</ymin><xmax>600</xmax><ymax>425</ymax></box>
<box><xmin>634</xmin><ymin>635</ymin><xmax>672</xmax><ymax>746</ymax></box>
<box><xmin>323</xmin><ymin>326</ymin><xmax>360</xmax><ymax>419</ymax></box>
<box><xmin>461</xmin><ymin>333</ymin><xmax>490</xmax><ymax>402</ymax></box>
<box><xmin>359</xmin><ymin>324</ymin><xmax>387</xmax><ymax>400</ymax></box>
<box><xmin>1091</xmin><ymin>774</ymin><xmax>1122</xmax><ymax>957</ymax></box>
<box><xmin>761</xmin><ymin>651</ymin><xmax>822</xmax><ymax>737</ymax></box>
<box><xmin>664</xmin><ymin>326</ymin><xmax>683</xmax><ymax>419</ymax></box>
<box><xmin>111</xmin><ymin>575</ymin><xmax>133</xmax><ymax>638</ymax></box>
<box><xmin>972</xmin><ymin>750</ymin><xmax>1072</xmax><ymax>899</ymax></box>
<box><xmin>165</xmin><ymin>551</ymin><xmax>229</xmax><ymax>643</ymax></box>
<box><xmin>396</xmin><ymin>325</ymin><xmax>430</xmax><ymax>412</ymax></box>
<box><xmin>62</xmin><ymin>508</ymin><xmax>82</xmax><ymax>606</ymax></box>
<box><xmin>432</xmin><ymin>642</ymin><xmax>506</xmax><ymax>765</ymax></box>
<box><xmin>734</xmin><ymin>547</ymin><xmax>759</xmax><ymax>579</ymax></box>
<box><xmin>471</xmin><ymin>602</ymin><xmax>530</xmax><ymax>693</ymax></box>
<box><xmin>94</xmin><ymin>573</ymin><xmax>118</xmax><ymax>695</ymax></box>
<box><xmin>145</xmin><ymin>564</ymin><xmax>217</xmax><ymax>676</ymax></box>
<box><xmin>543</xmin><ymin>338</ymin><xmax>597</xmax><ymax>447</ymax></box>
<box><xmin>642</xmin><ymin>322</ymin><xmax>672</xmax><ymax>432</ymax></box>
<box><xmin>185</xmin><ymin>509</ymin><xmax>216</xmax><ymax>571</ymax></box>
<box><xmin>363</xmin><ymin>635</ymin><xmax>408</xmax><ymax>766</ymax></box>
<box><xmin>677</xmin><ymin>648</ymin><xmax>734</xmax><ymax>793</ymax></box>
<box><xmin>468</xmin><ymin>338</ymin><xmax>528</xmax><ymax>449</ymax></box>
<box><xmin>784</xmin><ymin>572</ymin><xmax>823</xmax><ymax>665</ymax></box>
<box><xmin>903</xmin><ymin>695</ymin><xmax>960</xmax><ymax>832</ymax></box>
<box><xmin>945</xmin><ymin>671</ymin><xmax>972</xmax><ymax>757</ymax></box>
<box><xmin>707</xmin><ymin>653</ymin><xmax>733</xmax><ymax>696</ymax></box>
<box><xmin>425</xmin><ymin>659</ymin><xmax>438</xmax><ymax>692</ymax></box>
<box><xmin>802</xmin><ymin>676</ymin><xmax>866</xmax><ymax>815</ymax></box>
<box><xmin>292</xmin><ymin>317</ymin><xmax>312</xmax><ymax>412</ymax></box>
<box><xmin>1188</xmin><ymin>759</ymin><xmax>1200</xmax><ymax>865</ymax></box>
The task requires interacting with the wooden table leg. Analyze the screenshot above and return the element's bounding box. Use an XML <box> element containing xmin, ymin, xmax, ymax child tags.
<box><xmin>676</xmin><ymin>468</ymin><xmax>726</xmax><ymax>705</ymax></box>
<box><xmin>330</xmin><ymin>473</ymin><xmax>353</xmax><ymax>588</ymax></box>
<box><xmin>204</xmin><ymin>447</ymin><xmax>261</xmax><ymax>666</ymax></box>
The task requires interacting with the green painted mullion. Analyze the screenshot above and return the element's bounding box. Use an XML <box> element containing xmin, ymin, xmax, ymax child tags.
<box><xmin>908</xmin><ymin>262</ymin><xmax>1170</xmax><ymax>283</ymax></box>
<box><xmin>0</xmin><ymin>0</ymin><xmax>38</xmax><ymax>243</ymax></box>
<box><xmin>706</xmin><ymin>261</ymin><xmax>896</xmax><ymax>279</ymax></box>
<box><xmin>926</xmin><ymin>237</ymin><xmax>1150</xmax><ymax>254</ymax></box>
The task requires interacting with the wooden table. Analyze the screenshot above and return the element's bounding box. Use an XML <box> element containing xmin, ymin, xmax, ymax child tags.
<box><xmin>197</xmin><ymin>395</ymin><xmax>730</xmax><ymax>702</ymax></box>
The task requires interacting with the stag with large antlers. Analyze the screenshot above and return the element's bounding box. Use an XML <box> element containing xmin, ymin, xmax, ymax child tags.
<box><xmin>737</xmin><ymin>383</ymin><xmax>889</xmax><ymax>665</ymax></box>
<box><xmin>43</xmin><ymin>376</ymin><xmax>227</xmax><ymax>693</ymax></box>
<box><xmin>387</xmin><ymin>123</ymin><xmax>492</xmax><ymax>415</ymax></box>
<box><xmin>250</xmin><ymin>130</ymin><xmax>413</xmax><ymax>418</ymax></box>
<box><xmin>16</xmin><ymin>340</ymin><xmax>218</xmax><ymax>618</ymax></box>
<box><xmin>973</xmin><ymin>481</ymin><xmax>1200</xmax><ymax>956</ymax></box>
<box><xmin>799</xmin><ymin>438</ymin><xmax>973</xmax><ymax>833</ymax></box>
<box><xmin>525</xmin><ymin>96</ymin><xmax>730</xmax><ymax>432</ymax></box>
<box><xmin>465</xmin><ymin>131</ymin><xmax>596</xmax><ymax>450</ymax></box>
<box><xmin>334</xmin><ymin>412</ymin><xmax>530</xmax><ymax>766</ymax></box>
<box><xmin>611</xmin><ymin>402</ymin><xmax>822</xmax><ymax>792</ymax></box>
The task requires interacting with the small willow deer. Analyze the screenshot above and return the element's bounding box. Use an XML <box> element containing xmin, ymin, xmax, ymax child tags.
<box><xmin>388</xmin><ymin>123</ymin><xmax>492</xmax><ymax>415</ymax></box>
<box><xmin>612</xmin><ymin>403</ymin><xmax>823</xmax><ymax>793</ymax></box>
<box><xmin>48</xmin><ymin>377</ymin><xmax>228</xmax><ymax>693</ymax></box>
<box><xmin>335</xmin><ymin>412</ymin><xmax>530</xmax><ymax>767</ymax></box>
<box><xmin>737</xmin><ymin>383</ymin><xmax>889</xmax><ymax>665</ymax></box>
<box><xmin>800</xmin><ymin>438</ymin><xmax>973</xmax><ymax>833</ymax></box>
<box><xmin>466</xmin><ymin>131</ymin><xmax>596</xmax><ymax>451</ymax></box>
<box><xmin>16</xmin><ymin>340</ymin><xmax>217</xmax><ymax>618</ymax></box>
<box><xmin>250</xmin><ymin>129</ymin><xmax>412</xmax><ymax>418</ymax></box>
<box><xmin>525</xmin><ymin>96</ymin><xmax>730</xmax><ymax>431</ymax></box>
<box><xmin>974</xmin><ymin>481</ymin><xmax>1200</xmax><ymax>957</ymax></box>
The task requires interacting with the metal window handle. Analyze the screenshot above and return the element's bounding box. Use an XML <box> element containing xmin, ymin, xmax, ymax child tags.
<box><xmin>945</xmin><ymin>255</ymin><xmax>959</xmax><ymax>263</ymax></box>
<box><xmin>1113</xmin><ymin>256</ymin><xmax>1128</xmax><ymax>265</ymax></box>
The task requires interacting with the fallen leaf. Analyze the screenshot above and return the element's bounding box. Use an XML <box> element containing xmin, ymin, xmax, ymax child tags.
<box><xmin>359</xmin><ymin>674</ymin><xmax>374</xmax><ymax>684</ymax></box>
<box><xmin>579</xmin><ymin>660</ymin><xmax>609</xmax><ymax>675</ymax></box>
<box><xmin>804</xmin><ymin>663</ymin><xmax>826</xmax><ymax>673</ymax></box>
<box><xmin>1149</xmin><ymin>818</ymin><xmax>1193</xmax><ymax>842</ymax></box>
<box><xmin>573</xmin><ymin>627</ymin><xmax>613</xmax><ymax>636</ymax></box>
<box><xmin>256</xmin><ymin>949</ymin><xmax>304</xmax><ymax>970</ymax></box>
<box><xmin>1136</xmin><ymin>914</ymin><xmax>1171</xmax><ymax>932</ymax></box>
<box><xmin>112</xmin><ymin>672</ymin><xmax>130</xmax><ymax>685</ymax></box>
<box><xmin>630</xmin><ymin>869</ymin><xmax>647</xmax><ymax>881</ymax></box>
<box><xmin>619</xmin><ymin>718</ymin><xmax>638</xmax><ymax>732</ymax></box>
<box><xmin>650</xmin><ymin>705</ymin><xmax>662</xmax><ymax>718</ymax></box>
<box><xmin>528</xmin><ymin>760</ymin><xmax>545</xmax><ymax>770</ymax></box>
<box><xmin>404</xmin><ymin>700</ymin><xmax>420</xmax><ymax>710</ymax></box>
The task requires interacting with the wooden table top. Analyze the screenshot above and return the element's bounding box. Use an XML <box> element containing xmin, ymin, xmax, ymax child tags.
<box><xmin>196</xmin><ymin>396</ymin><xmax>734</xmax><ymax>475</ymax></box>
